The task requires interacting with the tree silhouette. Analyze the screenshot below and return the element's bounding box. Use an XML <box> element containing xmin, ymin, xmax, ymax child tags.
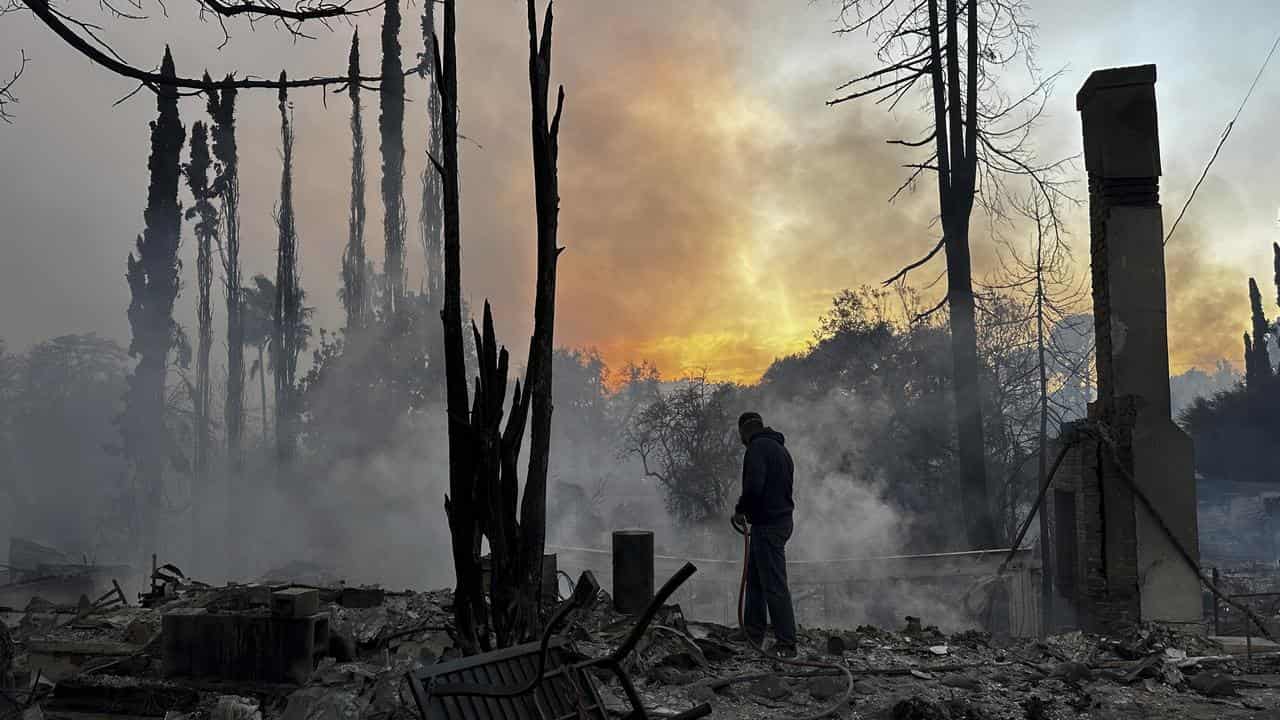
<box><xmin>242</xmin><ymin>273</ymin><xmax>311</xmax><ymax>446</ymax></box>
<box><xmin>827</xmin><ymin>0</ymin><xmax>1071</xmax><ymax>549</ymax></box>
<box><xmin>342</xmin><ymin>31</ymin><xmax>370</xmax><ymax>331</ymax></box>
<box><xmin>122</xmin><ymin>46</ymin><xmax>185</xmax><ymax>558</ymax></box>
<box><xmin>1245</xmin><ymin>277</ymin><xmax>1272</xmax><ymax>390</ymax></box>
<box><xmin>420</xmin><ymin>0</ymin><xmax>444</xmax><ymax>308</ymax></box>
<box><xmin>273</xmin><ymin>74</ymin><xmax>304</xmax><ymax>467</ymax></box>
<box><xmin>623</xmin><ymin>373</ymin><xmax>740</xmax><ymax>526</ymax></box>
<box><xmin>242</xmin><ymin>274</ymin><xmax>274</xmax><ymax>444</ymax></box>
<box><xmin>0</xmin><ymin>49</ymin><xmax>26</xmax><ymax>123</ymax></box>
<box><xmin>207</xmin><ymin>77</ymin><xmax>243</xmax><ymax>472</ymax></box>
<box><xmin>437</xmin><ymin>0</ymin><xmax>567</xmax><ymax>652</ymax></box>
<box><xmin>183</xmin><ymin>120</ymin><xmax>219</xmax><ymax>499</ymax></box>
<box><xmin>379</xmin><ymin>0</ymin><xmax>406</xmax><ymax>314</ymax></box>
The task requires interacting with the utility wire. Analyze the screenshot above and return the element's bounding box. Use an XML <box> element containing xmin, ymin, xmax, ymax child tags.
<box><xmin>1165</xmin><ymin>31</ymin><xmax>1280</xmax><ymax>245</ymax></box>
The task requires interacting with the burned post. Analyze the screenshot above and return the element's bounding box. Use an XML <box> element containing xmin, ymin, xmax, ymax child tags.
<box><xmin>612</xmin><ymin>530</ymin><xmax>654</xmax><ymax>614</ymax></box>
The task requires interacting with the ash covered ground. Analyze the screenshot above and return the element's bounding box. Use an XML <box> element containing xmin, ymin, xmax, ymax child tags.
<box><xmin>3</xmin><ymin>565</ymin><xmax>1278</xmax><ymax>720</ymax></box>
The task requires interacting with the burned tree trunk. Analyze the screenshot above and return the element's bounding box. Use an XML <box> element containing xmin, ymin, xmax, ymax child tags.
<box><xmin>513</xmin><ymin>0</ymin><xmax>565</xmax><ymax>639</ymax></box>
<box><xmin>379</xmin><ymin>0</ymin><xmax>406</xmax><ymax>316</ymax></box>
<box><xmin>470</xmin><ymin>303</ymin><xmax>529</xmax><ymax>649</ymax></box>
<box><xmin>420</xmin><ymin>0</ymin><xmax>444</xmax><ymax>311</ymax></box>
<box><xmin>343</xmin><ymin>32</ymin><xmax>369</xmax><ymax>331</ymax></box>
<box><xmin>830</xmin><ymin>0</ymin><xmax>1071</xmax><ymax>549</ymax></box>
<box><xmin>184</xmin><ymin>121</ymin><xmax>217</xmax><ymax>505</ymax></box>
<box><xmin>184</xmin><ymin>120</ymin><xmax>218</xmax><ymax>556</ymax></box>
<box><xmin>936</xmin><ymin>0</ymin><xmax>995</xmax><ymax>550</ymax></box>
<box><xmin>273</xmin><ymin>74</ymin><xmax>303</xmax><ymax>467</ymax></box>
<box><xmin>123</xmin><ymin>46</ymin><xmax>185</xmax><ymax>559</ymax></box>
<box><xmin>434</xmin><ymin>0</ymin><xmax>487</xmax><ymax>655</ymax></box>
<box><xmin>208</xmin><ymin>76</ymin><xmax>244</xmax><ymax>512</ymax></box>
<box><xmin>471</xmin><ymin>0</ymin><xmax>564</xmax><ymax>650</ymax></box>
<box><xmin>1246</xmin><ymin>277</ymin><xmax>1272</xmax><ymax>391</ymax></box>
<box><xmin>434</xmin><ymin>0</ymin><xmax>565</xmax><ymax>652</ymax></box>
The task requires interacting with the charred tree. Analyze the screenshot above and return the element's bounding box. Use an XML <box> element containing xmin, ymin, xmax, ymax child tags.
<box><xmin>184</xmin><ymin>121</ymin><xmax>218</xmax><ymax>499</ymax></box>
<box><xmin>434</xmin><ymin>0</ymin><xmax>565</xmax><ymax>652</ymax></box>
<box><xmin>420</xmin><ymin>0</ymin><xmax>444</xmax><ymax>309</ymax></box>
<box><xmin>1244</xmin><ymin>332</ymin><xmax>1256</xmax><ymax>383</ymax></box>
<box><xmin>379</xmin><ymin>0</ymin><xmax>406</xmax><ymax>315</ymax></box>
<box><xmin>242</xmin><ymin>275</ymin><xmax>275</xmax><ymax>443</ymax></box>
<box><xmin>1246</xmin><ymin>277</ymin><xmax>1272</xmax><ymax>391</ymax></box>
<box><xmin>122</xmin><ymin>46</ymin><xmax>185</xmax><ymax>558</ymax></box>
<box><xmin>208</xmin><ymin>75</ymin><xmax>244</xmax><ymax>557</ymax></box>
<box><xmin>434</xmin><ymin>0</ymin><xmax>487</xmax><ymax>655</ymax></box>
<box><xmin>208</xmin><ymin>77</ymin><xmax>242</xmax><ymax>469</ymax></box>
<box><xmin>343</xmin><ymin>32</ymin><xmax>370</xmax><ymax>331</ymax></box>
<box><xmin>1274</xmin><ymin>242</ymin><xmax>1280</xmax><ymax>312</ymax></box>
<box><xmin>273</xmin><ymin>73</ymin><xmax>303</xmax><ymax>467</ymax></box>
<box><xmin>514</xmin><ymin>0</ymin><xmax>565</xmax><ymax>641</ymax></box>
<box><xmin>993</xmin><ymin>192</ymin><xmax>1084</xmax><ymax>635</ymax></box>
<box><xmin>829</xmin><ymin>0</ymin><xmax>1069</xmax><ymax>549</ymax></box>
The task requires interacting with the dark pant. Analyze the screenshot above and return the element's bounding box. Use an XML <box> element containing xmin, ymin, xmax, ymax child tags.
<box><xmin>744</xmin><ymin>520</ymin><xmax>796</xmax><ymax>647</ymax></box>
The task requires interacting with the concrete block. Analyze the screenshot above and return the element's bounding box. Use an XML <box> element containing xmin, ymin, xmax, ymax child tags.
<box><xmin>272</xmin><ymin>588</ymin><xmax>319</xmax><ymax>618</ymax></box>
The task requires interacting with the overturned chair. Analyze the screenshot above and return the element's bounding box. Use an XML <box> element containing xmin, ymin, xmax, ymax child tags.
<box><xmin>406</xmin><ymin>563</ymin><xmax>711</xmax><ymax>720</ymax></box>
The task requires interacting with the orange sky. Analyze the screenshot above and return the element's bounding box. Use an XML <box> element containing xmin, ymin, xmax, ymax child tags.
<box><xmin>3</xmin><ymin>1</ymin><xmax>1279</xmax><ymax>384</ymax></box>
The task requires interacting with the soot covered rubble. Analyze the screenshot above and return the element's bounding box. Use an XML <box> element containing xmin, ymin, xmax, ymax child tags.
<box><xmin>2</xmin><ymin>566</ymin><xmax>1279</xmax><ymax>720</ymax></box>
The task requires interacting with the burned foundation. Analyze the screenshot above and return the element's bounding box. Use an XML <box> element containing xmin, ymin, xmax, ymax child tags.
<box><xmin>1051</xmin><ymin>65</ymin><xmax>1201</xmax><ymax>634</ymax></box>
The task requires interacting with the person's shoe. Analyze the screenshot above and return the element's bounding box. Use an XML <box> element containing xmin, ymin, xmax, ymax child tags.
<box><xmin>773</xmin><ymin>643</ymin><xmax>798</xmax><ymax>659</ymax></box>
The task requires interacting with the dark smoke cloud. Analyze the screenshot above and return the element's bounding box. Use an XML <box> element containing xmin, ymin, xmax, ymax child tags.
<box><xmin>3</xmin><ymin>0</ymin><xmax>1279</xmax><ymax>382</ymax></box>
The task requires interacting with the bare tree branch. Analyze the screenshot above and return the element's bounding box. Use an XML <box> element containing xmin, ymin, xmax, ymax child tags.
<box><xmin>0</xmin><ymin>49</ymin><xmax>26</xmax><ymax>123</ymax></box>
<box><xmin>828</xmin><ymin>70</ymin><xmax>924</xmax><ymax>105</ymax></box>
<box><xmin>882</xmin><ymin>235</ymin><xmax>945</xmax><ymax>287</ymax></box>
<box><xmin>18</xmin><ymin>0</ymin><xmax>410</xmax><ymax>92</ymax></box>
<box><xmin>198</xmin><ymin>0</ymin><xmax>381</xmax><ymax>21</ymax></box>
<box><xmin>912</xmin><ymin>295</ymin><xmax>947</xmax><ymax>324</ymax></box>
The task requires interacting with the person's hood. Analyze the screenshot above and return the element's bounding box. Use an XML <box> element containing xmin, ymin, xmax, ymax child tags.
<box><xmin>751</xmin><ymin>427</ymin><xmax>786</xmax><ymax>446</ymax></box>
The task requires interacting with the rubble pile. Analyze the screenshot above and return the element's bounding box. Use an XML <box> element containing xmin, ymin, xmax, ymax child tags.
<box><xmin>2</xmin><ymin>571</ymin><xmax>1280</xmax><ymax>720</ymax></box>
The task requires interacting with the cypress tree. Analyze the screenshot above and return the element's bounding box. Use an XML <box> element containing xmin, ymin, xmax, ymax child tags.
<box><xmin>1245</xmin><ymin>332</ymin><xmax>1256</xmax><ymax>381</ymax></box>
<box><xmin>274</xmin><ymin>73</ymin><xmax>303</xmax><ymax>466</ymax></box>
<box><xmin>184</xmin><ymin>121</ymin><xmax>218</xmax><ymax>492</ymax></box>
<box><xmin>343</xmin><ymin>32</ymin><xmax>369</xmax><ymax>330</ymax></box>
<box><xmin>207</xmin><ymin>75</ymin><xmax>243</xmax><ymax>475</ymax></box>
<box><xmin>123</xmin><ymin>46</ymin><xmax>185</xmax><ymax>558</ymax></box>
<box><xmin>207</xmin><ymin>74</ymin><xmax>243</xmax><ymax>568</ymax></box>
<box><xmin>1273</xmin><ymin>242</ymin><xmax>1280</xmax><ymax>310</ymax></box>
<box><xmin>421</xmin><ymin>0</ymin><xmax>444</xmax><ymax>308</ymax></box>
<box><xmin>379</xmin><ymin>0</ymin><xmax>406</xmax><ymax>314</ymax></box>
<box><xmin>1247</xmin><ymin>277</ymin><xmax>1272</xmax><ymax>390</ymax></box>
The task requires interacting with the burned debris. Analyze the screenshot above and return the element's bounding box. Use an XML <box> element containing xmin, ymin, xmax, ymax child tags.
<box><xmin>5</xmin><ymin>547</ymin><xmax>1280</xmax><ymax>720</ymax></box>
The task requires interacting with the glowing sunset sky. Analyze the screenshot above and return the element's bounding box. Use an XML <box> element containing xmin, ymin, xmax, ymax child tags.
<box><xmin>2</xmin><ymin>1</ymin><xmax>1278</xmax><ymax>383</ymax></box>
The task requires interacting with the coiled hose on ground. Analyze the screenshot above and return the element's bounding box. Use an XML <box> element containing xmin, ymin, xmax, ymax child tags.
<box><xmin>734</xmin><ymin>518</ymin><xmax>854</xmax><ymax>720</ymax></box>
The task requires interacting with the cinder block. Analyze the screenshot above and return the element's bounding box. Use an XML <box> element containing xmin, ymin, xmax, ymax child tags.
<box><xmin>272</xmin><ymin>588</ymin><xmax>319</xmax><ymax>618</ymax></box>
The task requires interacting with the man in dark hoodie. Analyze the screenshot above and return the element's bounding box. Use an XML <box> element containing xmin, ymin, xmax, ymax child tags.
<box><xmin>733</xmin><ymin>411</ymin><xmax>797</xmax><ymax>658</ymax></box>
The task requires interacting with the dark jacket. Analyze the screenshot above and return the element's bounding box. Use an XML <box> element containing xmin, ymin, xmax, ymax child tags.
<box><xmin>734</xmin><ymin>428</ymin><xmax>794</xmax><ymax>527</ymax></box>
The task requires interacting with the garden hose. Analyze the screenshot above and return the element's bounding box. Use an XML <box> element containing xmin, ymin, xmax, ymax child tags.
<box><xmin>734</xmin><ymin>519</ymin><xmax>854</xmax><ymax>720</ymax></box>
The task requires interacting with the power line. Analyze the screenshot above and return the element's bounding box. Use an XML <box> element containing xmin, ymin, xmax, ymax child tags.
<box><xmin>1165</xmin><ymin>31</ymin><xmax>1280</xmax><ymax>245</ymax></box>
